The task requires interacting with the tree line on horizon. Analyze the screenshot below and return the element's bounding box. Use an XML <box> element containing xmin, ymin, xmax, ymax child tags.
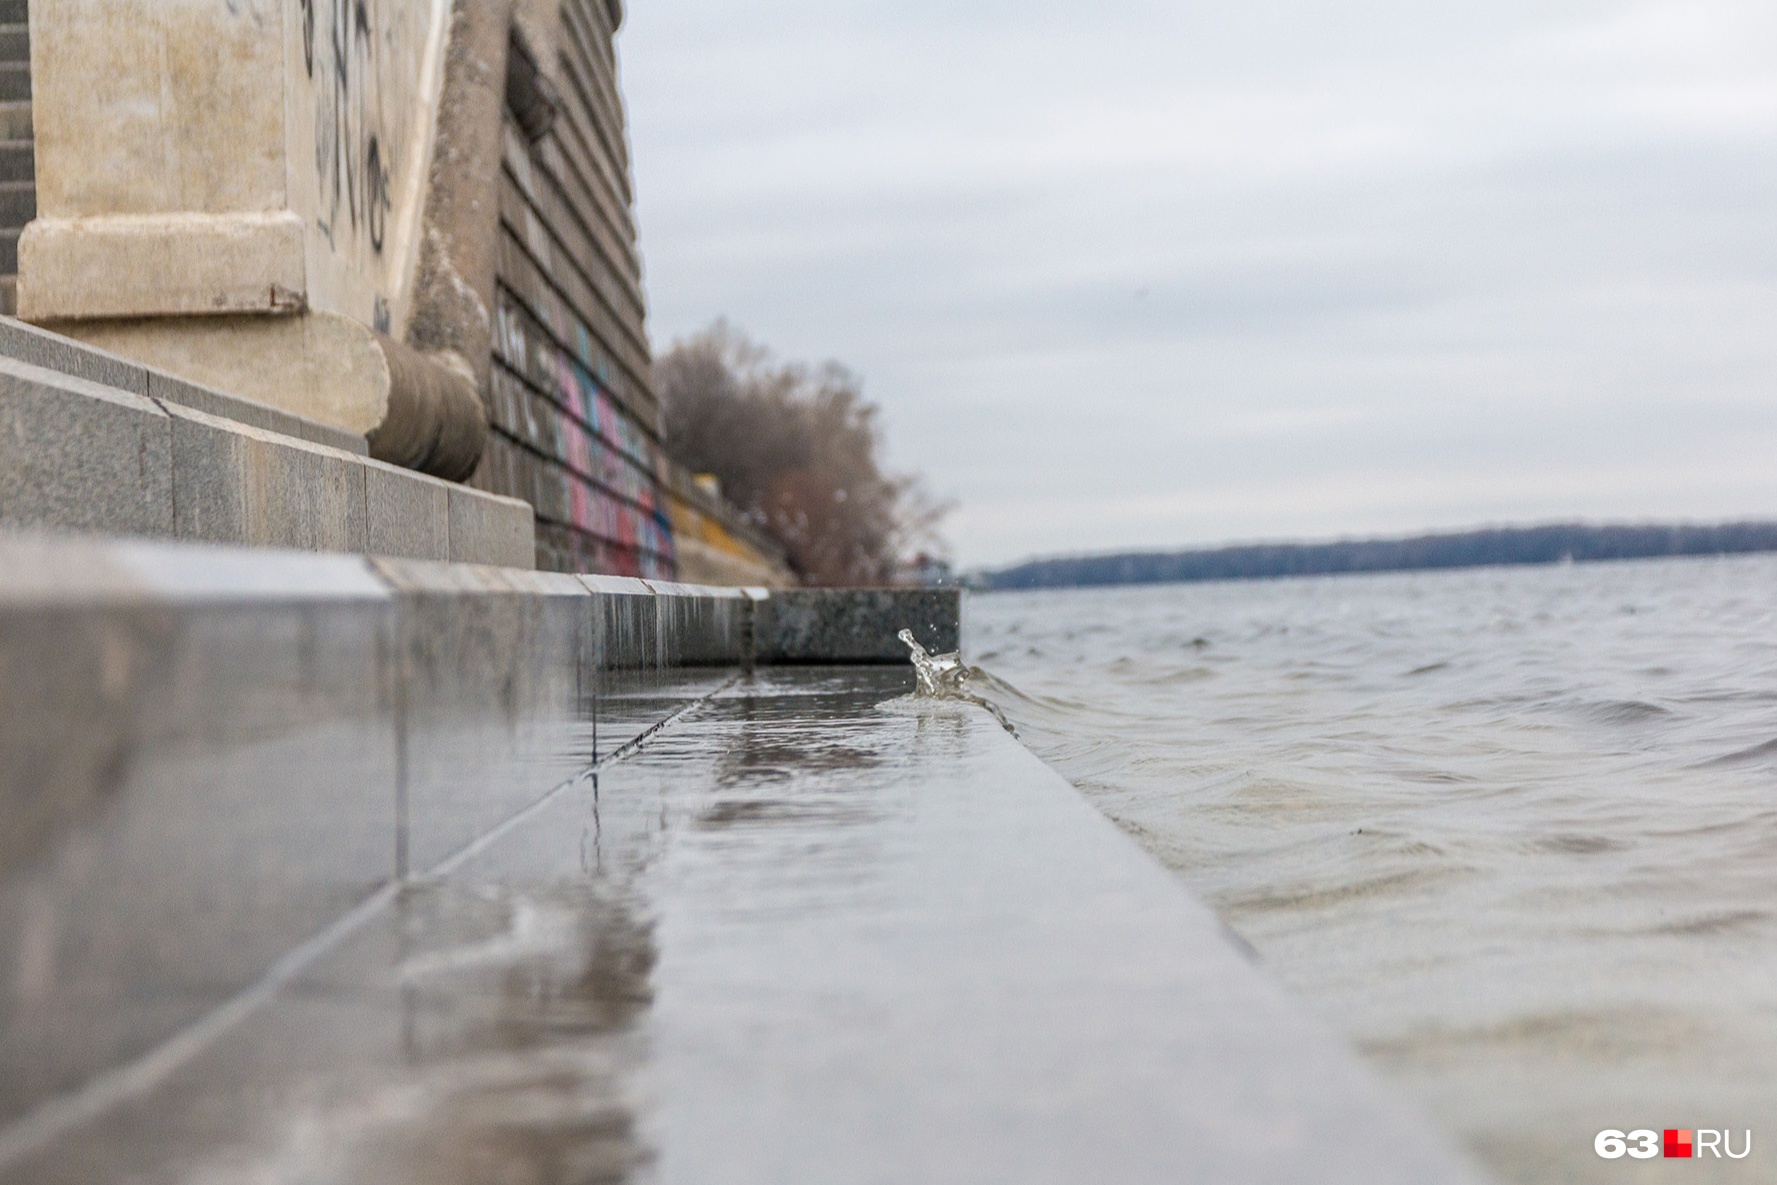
<box><xmin>978</xmin><ymin>522</ymin><xmax>1777</xmax><ymax>591</ymax></box>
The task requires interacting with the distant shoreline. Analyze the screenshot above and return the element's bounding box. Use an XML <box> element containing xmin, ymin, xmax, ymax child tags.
<box><xmin>975</xmin><ymin>521</ymin><xmax>1777</xmax><ymax>591</ymax></box>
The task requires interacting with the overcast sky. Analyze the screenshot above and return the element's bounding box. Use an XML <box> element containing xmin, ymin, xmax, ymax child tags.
<box><xmin>619</xmin><ymin>1</ymin><xmax>1777</xmax><ymax>568</ymax></box>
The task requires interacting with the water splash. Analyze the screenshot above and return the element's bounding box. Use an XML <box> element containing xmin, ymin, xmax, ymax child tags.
<box><xmin>897</xmin><ymin>629</ymin><xmax>1015</xmax><ymax>734</ymax></box>
<box><xmin>897</xmin><ymin>629</ymin><xmax>969</xmax><ymax>696</ymax></box>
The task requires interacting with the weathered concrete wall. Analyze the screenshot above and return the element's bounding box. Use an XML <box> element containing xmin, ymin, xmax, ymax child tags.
<box><xmin>474</xmin><ymin>0</ymin><xmax>685</xmax><ymax>575</ymax></box>
<box><xmin>667</xmin><ymin>458</ymin><xmax>795</xmax><ymax>587</ymax></box>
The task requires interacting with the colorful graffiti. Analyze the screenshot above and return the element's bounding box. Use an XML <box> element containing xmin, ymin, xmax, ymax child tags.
<box><xmin>489</xmin><ymin>287</ymin><xmax>675</xmax><ymax>578</ymax></box>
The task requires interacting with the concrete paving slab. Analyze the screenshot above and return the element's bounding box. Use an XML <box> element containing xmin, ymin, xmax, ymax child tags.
<box><xmin>577</xmin><ymin>574</ymin><xmax>742</xmax><ymax>757</ymax></box>
<box><xmin>0</xmin><ymin>667</ymin><xmax>1490</xmax><ymax>1185</ymax></box>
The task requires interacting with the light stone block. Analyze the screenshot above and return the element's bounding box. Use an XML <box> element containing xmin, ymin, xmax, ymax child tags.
<box><xmin>165</xmin><ymin>404</ymin><xmax>368</xmax><ymax>553</ymax></box>
<box><xmin>447</xmin><ymin>484</ymin><xmax>535</xmax><ymax>569</ymax></box>
<box><xmin>18</xmin><ymin>213</ymin><xmax>306</xmax><ymax>320</ymax></box>
<box><xmin>0</xmin><ymin>356</ymin><xmax>172</xmax><ymax>539</ymax></box>
<box><xmin>363</xmin><ymin>459</ymin><xmax>450</xmax><ymax>562</ymax></box>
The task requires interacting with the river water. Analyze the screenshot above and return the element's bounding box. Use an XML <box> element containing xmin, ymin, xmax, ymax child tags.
<box><xmin>970</xmin><ymin>554</ymin><xmax>1777</xmax><ymax>1184</ymax></box>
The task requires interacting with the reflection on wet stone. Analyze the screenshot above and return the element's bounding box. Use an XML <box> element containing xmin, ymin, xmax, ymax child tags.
<box><xmin>395</xmin><ymin>882</ymin><xmax>656</xmax><ymax>1058</ymax></box>
<box><xmin>387</xmin><ymin>846</ymin><xmax>659</xmax><ymax>1183</ymax></box>
<box><xmin>697</xmin><ymin>683</ymin><xmax>898</xmax><ymax>833</ymax></box>
<box><xmin>186</xmin><ymin>879</ymin><xmax>661</xmax><ymax>1185</ymax></box>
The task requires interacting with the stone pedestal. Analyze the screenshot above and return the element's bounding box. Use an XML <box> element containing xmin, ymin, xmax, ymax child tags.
<box><xmin>15</xmin><ymin>0</ymin><xmax>491</xmax><ymax>480</ymax></box>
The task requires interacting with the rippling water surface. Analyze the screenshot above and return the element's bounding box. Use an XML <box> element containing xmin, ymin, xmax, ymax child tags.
<box><xmin>971</xmin><ymin>554</ymin><xmax>1777</xmax><ymax>1184</ymax></box>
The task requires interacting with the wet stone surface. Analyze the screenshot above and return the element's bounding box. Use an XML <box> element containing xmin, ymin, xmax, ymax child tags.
<box><xmin>0</xmin><ymin>668</ymin><xmax>1488</xmax><ymax>1184</ymax></box>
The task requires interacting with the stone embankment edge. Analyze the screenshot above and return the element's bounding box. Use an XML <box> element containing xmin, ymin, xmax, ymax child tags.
<box><xmin>0</xmin><ymin>535</ymin><xmax>1493</xmax><ymax>1183</ymax></box>
<box><xmin>0</xmin><ymin>532</ymin><xmax>962</xmax><ymax>1166</ymax></box>
<box><xmin>0</xmin><ymin>316</ymin><xmax>534</xmax><ymax>566</ymax></box>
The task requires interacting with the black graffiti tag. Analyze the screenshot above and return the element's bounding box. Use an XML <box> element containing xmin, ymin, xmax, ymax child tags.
<box><xmin>311</xmin><ymin>0</ymin><xmax>393</xmax><ymax>255</ymax></box>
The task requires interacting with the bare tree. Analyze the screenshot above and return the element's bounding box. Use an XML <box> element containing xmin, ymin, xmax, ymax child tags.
<box><xmin>658</xmin><ymin>321</ymin><xmax>949</xmax><ymax>586</ymax></box>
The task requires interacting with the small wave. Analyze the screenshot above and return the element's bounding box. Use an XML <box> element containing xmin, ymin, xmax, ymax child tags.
<box><xmin>897</xmin><ymin>630</ymin><xmax>1016</xmax><ymax>734</ymax></box>
<box><xmin>1393</xmin><ymin>767</ymin><xmax>1479</xmax><ymax>785</ymax></box>
<box><xmin>1102</xmin><ymin>658</ymin><xmax>1217</xmax><ymax>687</ymax></box>
<box><xmin>1641</xmin><ymin>909</ymin><xmax>1770</xmax><ymax>937</ymax></box>
<box><xmin>1531</xmin><ymin>833</ymin><xmax>1627</xmax><ymax>855</ymax></box>
<box><xmin>1406</xmin><ymin>661</ymin><xmax>1451</xmax><ymax>676</ymax></box>
<box><xmin>1222</xmin><ymin>866</ymin><xmax>1467</xmax><ymax>917</ymax></box>
<box><xmin>1575</xmin><ymin>698</ymin><xmax>1674</xmax><ymax>725</ymax></box>
<box><xmin>1694</xmin><ymin>736</ymin><xmax>1777</xmax><ymax>767</ymax></box>
<box><xmin>1360</xmin><ymin>1006</ymin><xmax>1714</xmax><ymax>1065</ymax></box>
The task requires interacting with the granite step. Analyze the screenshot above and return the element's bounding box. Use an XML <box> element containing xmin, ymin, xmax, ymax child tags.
<box><xmin>0</xmin><ymin>100</ymin><xmax>28</xmax><ymax>142</ymax></box>
<box><xmin>0</xmin><ymin>139</ymin><xmax>30</xmax><ymax>183</ymax></box>
<box><xmin>0</xmin><ymin>178</ymin><xmax>31</xmax><ymax>226</ymax></box>
<box><xmin>0</xmin><ymin>24</ymin><xmax>26</xmax><ymax>65</ymax></box>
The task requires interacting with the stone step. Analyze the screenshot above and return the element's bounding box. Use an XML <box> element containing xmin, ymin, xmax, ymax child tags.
<box><xmin>0</xmin><ymin>61</ymin><xmax>26</xmax><ymax>103</ymax></box>
<box><xmin>0</xmin><ymin>275</ymin><xmax>13</xmax><ymax>317</ymax></box>
<box><xmin>0</xmin><ymin>354</ymin><xmax>537</xmax><ymax>565</ymax></box>
<box><xmin>0</xmin><ymin>100</ymin><xmax>28</xmax><ymax>141</ymax></box>
<box><xmin>0</xmin><ymin>316</ymin><xmax>370</xmax><ymax>456</ymax></box>
<box><xmin>0</xmin><ymin>2</ymin><xmax>25</xmax><ymax>29</ymax></box>
<box><xmin>0</xmin><ymin>225</ymin><xmax>17</xmax><ymax>273</ymax></box>
<box><xmin>0</xmin><ymin>177</ymin><xmax>32</xmax><ymax>226</ymax></box>
<box><xmin>0</xmin><ymin>24</ymin><xmax>27</xmax><ymax>65</ymax></box>
<box><xmin>0</xmin><ymin>139</ymin><xmax>30</xmax><ymax>182</ymax></box>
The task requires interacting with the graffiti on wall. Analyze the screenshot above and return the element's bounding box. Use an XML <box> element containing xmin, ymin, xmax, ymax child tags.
<box><xmin>289</xmin><ymin>0</ymin><xmax>445</xmax><ymax>331</ymax></box>
<box><xmin>491</xmin><ymin>285</ymin><xmax>677</xmax><ymax>578</ymax></box>
<box><xmin>301</xmin><ymin>0</ymin><xmax>397</xmax><ymax>254</ymax></box>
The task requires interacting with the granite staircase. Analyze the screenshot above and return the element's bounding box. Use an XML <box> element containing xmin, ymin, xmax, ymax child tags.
<box><xmin>0</xmin><ymin>0</ymin><xmax>29</xmax><ymax>316</ymax></box>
